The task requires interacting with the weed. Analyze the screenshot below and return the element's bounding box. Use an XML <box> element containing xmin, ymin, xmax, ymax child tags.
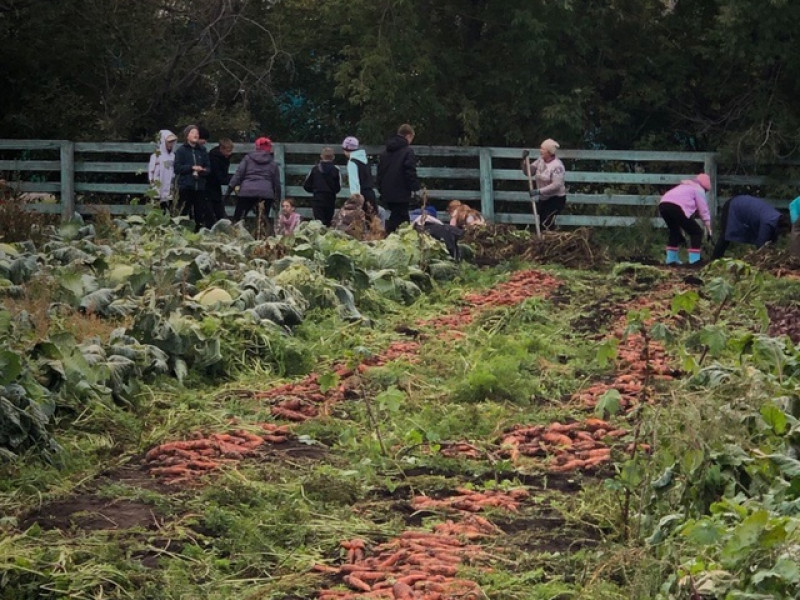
<box><xmin>0</xmin><ymin>197</ymin><xmax>56</xmax><ymax>245</ymax></box>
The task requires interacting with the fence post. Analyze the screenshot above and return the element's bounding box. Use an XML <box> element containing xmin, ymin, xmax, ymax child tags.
<box><xmin>479</xmin><ymin>147</ymin><xmax>495</xmax><ymax>222</ymax></box>
<box><xmin>60</xmin><ymin>140</ymin><xmax>75</xmax><ymax>221</ymax></box>
<box><xmin>704</xmin><ymin>153</ymin><xmax>718</xmax><ymax>219</ymax></box>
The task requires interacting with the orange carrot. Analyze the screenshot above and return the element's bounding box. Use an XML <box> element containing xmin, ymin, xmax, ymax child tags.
<box><xmin>392</xmin><ymin>582</ymin><xmax>415</xmax><ymax>600</ymax></box>
<box><xmin>344</xmin><ymin>574</ymin><xmax>372</xmax><ymax>592</ymax></box>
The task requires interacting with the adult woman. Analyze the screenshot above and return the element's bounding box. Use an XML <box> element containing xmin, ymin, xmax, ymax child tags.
<box><xmin>173</xmin><ymin>124</ymin><xmax>212</xmax><ymax>231</ymax></box>
<box><xmin>521</xmin><ymin>138</ymin><xmax>567</xmax><ymax>230</ymax></box>
<box><xmin>658</xmin><ymin>173</ymin><xmax>713</xmax><ymax>265</ymax></box>
<box><xmin>229</xmin><ymin>137</ymin><xmax>281</xmax><ymax>229</ymax></box>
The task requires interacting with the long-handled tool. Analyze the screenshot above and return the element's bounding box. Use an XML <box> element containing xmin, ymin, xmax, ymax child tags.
<box><xmin>522</xmin><ymin>150</ymin><xmax>542</xmax><ymax>238</ymax></box>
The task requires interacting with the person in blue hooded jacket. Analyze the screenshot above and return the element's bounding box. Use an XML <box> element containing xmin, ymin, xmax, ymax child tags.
<box><xmin>711</xmin><ymin>194</ymin><xmax>791</xmax><ymax>259</ymax></box>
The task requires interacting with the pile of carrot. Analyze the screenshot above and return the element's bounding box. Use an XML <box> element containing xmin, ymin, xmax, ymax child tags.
<box><xmin>416</xmin><ymin>308</ymin><xmax>474</xmax><ymax>331</ymax></box>
<box><xmin>256</xmin><ymin>369</ymin><xmax>353</xmax><ymax>421</ymax></box>
<box><xmin>145</xmin><ymin>425</ymin><xmax>292</xmax><ymax>483</ymax></box>
<box><xmin>314</xmin><ymin>529</ymin><xmax>487</xmax><ymax>600</ymax></box>
<box><xmin>499</xmin><ymin>419</ymin><xmax>627</xmax><ymax>473</ymax></box>
<box><xmin>411</xmin><ymin>488</ymin><xmax>529</xmax><ymax>513</ymax></box>
<box><xmin>615</xmin><ymin>332</ymin><xmax>674</xmax><ymax>380</ymax></box>
<box><xmin>439</xmin><ymin>441</ymin><xmax>482</xmax><ymax>459</ymax></box>
<box><xmin>363</xmin><ymin>341</ymin><xmax>421</xmax><ymax>366</ymax></box>
<box><xmin>574</xmin><ymin>376</ymin><xmax>644</xmax><ymax>411</ymax></box>
<box><xmin>462</xmin><ymin>270</ymin><xmax>560</xmax><ymax>309</ymax></box>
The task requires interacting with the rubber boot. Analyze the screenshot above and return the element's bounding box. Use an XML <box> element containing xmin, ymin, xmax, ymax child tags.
<box><xmin>665</xmin><ymin>247</ymin><xmax>681</xmax><ymax>265</ymax></box>
<box><xmin>688</xmin><ymin>249</ymin><xmax>702</xmax><ymax>264</ymax></box>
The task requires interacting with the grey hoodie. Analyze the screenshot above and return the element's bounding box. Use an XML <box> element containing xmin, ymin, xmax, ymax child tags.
<box><xmin>229</xmin><ymin>149</ymin><xmax>281</xmax><ymax>200</ymax></box>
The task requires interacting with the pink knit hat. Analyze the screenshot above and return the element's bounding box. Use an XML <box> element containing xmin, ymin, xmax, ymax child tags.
<box><xmin>696</xmin><ymin>173</ymin><xmax>711</xmax><ymax>191</ymax></box>
<box><xmin>255</xmin><ymin>137</ymin><xmax>272</xmax><ymax>151</ymax></box>
<box><xmin>341</xmin><ymin>136</ymin><xmax>359</xmax><ymax>151</ymax></box>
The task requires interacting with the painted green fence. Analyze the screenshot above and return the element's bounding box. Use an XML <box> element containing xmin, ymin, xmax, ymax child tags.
<box><xmin>0</xmin><ymin>139</ymin><xmax>792</xmax><ymax>225</ymax></box>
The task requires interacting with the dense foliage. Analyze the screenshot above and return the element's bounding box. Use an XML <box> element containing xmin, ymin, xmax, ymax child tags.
<box><xmin>1</xmin><ymin>0</ymin><xmax>799</xmax><ymax>162</ymax></box>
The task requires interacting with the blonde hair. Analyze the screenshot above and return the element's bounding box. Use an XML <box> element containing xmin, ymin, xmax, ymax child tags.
<box><xmin>447</xmin><ymin>200</ymin><xmax>462</xmax><ymax>212</ymax></box>
<box><xmin>217</xmin><ymin>138</ymin><xmax>234</xmax><ymax>151</ymax></box>
<box><xmin>540</xmin><ymin>138</ymin><xmax>560</xmax><ymax>156</ymax></box>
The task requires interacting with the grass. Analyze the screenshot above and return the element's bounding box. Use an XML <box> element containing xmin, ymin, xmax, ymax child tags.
<box><xmin>3</xmin><ymin>249</ymin><xmax>800</xmax><ymax>599</ymax></box>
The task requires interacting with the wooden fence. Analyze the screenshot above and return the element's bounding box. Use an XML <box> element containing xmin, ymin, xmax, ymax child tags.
<box><xmin>0</xmin><ymin>139</ymin><xmax>794</xmax><ymax>225</ymax></box>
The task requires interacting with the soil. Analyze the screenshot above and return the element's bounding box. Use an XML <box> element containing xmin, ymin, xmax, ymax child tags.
<box><xmin>19</xmin><ymin>494</ymin><xmax>163</xmax><ymax>532</ymax></box>
<box><xmin>767</xmin><ymin>304</ymin><xmax>800</xmax><ymax>343</ymax></box>
<box><xmin>500</xmin><ymin>513</ymin><xmax>604</xmax><ymax>554</ymax></box>
<box><xmin>261</xmin><ymin>439</ymin><xmax>329</xmax><ymax>460</ymax></box>
<box><xmin>570</xmin><ymin>299</ymin><xmax>627</xmax><ymax>334</ymax></box>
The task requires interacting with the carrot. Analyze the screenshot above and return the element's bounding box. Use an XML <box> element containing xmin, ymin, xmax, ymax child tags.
<box><xmin>541</xmin><ymin>432</ymin><xmax>573</xmax><ymax>447</ymax></box>
<box><xmin>392</xmin><ymin>582</ymin><xmax>415</xmax><ymax>600</ymax></box>
<box><xmin>262</xmin><ymin>434</ymin><xmax>288</xmax><ymax>443</ymax></box>
<box><xmin>350</xmin><ymin>571</ymin><xmax>386</xmax><ymax>582</ymax></box>
<box><xmin>377</xmin><ymin>550</ymin><xmax>407</xmax><ymax>569</ymax></box>
<box><xmin>586</xmin><ymin>448</ymin><xmax>611</xmax><ymax>458</ymax></box>
<box><xmin>344</xmin><ymin>574</ymin><xmax>372</xmax><ymax>592</ymax></box>
<box><xmin>583</xmin><ymin>418</ymin><xmax>611</xmax><ymax>431</ymax></box>
<box><xmin>605</xmin><ymin>428</ymin><xmax>629</xmax><ymax>438</ymax></box>
<box><xmin>271</xmin><ymin>406</ymin><xmax>310</xmax><ymax>421</ymax></box>
<box><xmin>149</xmin><ymin>465</ymin><xmax>191</xmax><ymax>477</ymax></box>
<box><xmin>312</xmin><ymin>563</ymin><xmax>341</xmax><ymax>574</ymax></box>
<box><xmin>549</xmin><ymin>459</ymin><xmax>585</xmax><ymax>472</ymax></box>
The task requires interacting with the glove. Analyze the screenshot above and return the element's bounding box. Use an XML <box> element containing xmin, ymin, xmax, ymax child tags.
<box><xmin>521</xmin><ymin>149</ymin><xmax>530</xmax><ymax>159</ymax></box>
<box><xmin>529</xmin><ymin>189</ymin><xmax>540</xmax><ymax>198</ymax></box>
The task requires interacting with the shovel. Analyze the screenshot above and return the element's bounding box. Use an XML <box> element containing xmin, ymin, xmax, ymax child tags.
<box><xmin>522</xmin><ymin>150</ymin><xmax>542</xmax><ymax>239</ymax></box>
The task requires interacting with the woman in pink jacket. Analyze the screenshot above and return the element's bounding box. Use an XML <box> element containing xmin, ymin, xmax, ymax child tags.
<box><xmin>658</xmin><ymin>173</ymin><xmax>713</xmax><ymax>265</ymax></box>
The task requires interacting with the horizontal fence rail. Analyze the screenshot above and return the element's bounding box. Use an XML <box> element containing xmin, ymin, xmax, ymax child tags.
<box><xmin>1</xmin><ymin>139</ymin><xmax>797</xmax><ymax>226</ymax></box>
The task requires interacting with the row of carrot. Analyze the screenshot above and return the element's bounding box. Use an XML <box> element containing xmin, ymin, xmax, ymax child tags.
<box><xmin>411</xmin><ymin>487</ymin><xmax>529</xmax><ymax>514</ymax></box>
<box><xmin>145</xmin><ymin>423</ymin><xmax>293</xmax><ymax>483</ymax></box>
<box><xmin>462</xmin><ymin>270</ymin><xmax>560</xmax><ymax>309</ymax></box>
<box><xmin>314</xmin><ymin>526</ymin><xmax>491</xmax><ymax>599</ymax></box>
<box><xmin>499</xmin><ymin>418</ymin><xmax>626</xmax><ymax>473</ymax></box>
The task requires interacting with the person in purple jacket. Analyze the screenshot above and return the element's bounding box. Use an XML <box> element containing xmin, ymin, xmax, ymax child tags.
<box><xmin>658</xmin><ymin>173</ymin><xmax>713</xmax><ymax>265</ymax></box>
<box><xmin>229</xmin><ymin>136</ymin><xmax>281</xmax><ymax>227</ymax></box>
<box><xmin>710</xmin><ymin>195</ymin><xmax>791</xmax><ymax>259</ymax></box>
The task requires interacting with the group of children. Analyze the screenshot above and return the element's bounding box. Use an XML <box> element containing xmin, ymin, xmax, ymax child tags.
<box><xmin>149</xmin><ymin>128</ymin><xmax>490</xmax><ymax>243</ymax></box>
<box><xmin>657</xmin><ymin>173</ymin><xmax>796</xmax><ymax>265</ymax></box>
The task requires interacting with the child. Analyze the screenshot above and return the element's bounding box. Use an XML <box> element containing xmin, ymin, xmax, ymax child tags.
<box><xmin>302</xmin><ymin>146</ymin><xmax>341</xmax><ymax>226</ymax></box>
<box><xmin>658</xmin><ymin>173</ymin><xmax>713</xmax><ymax>264</ymax></box>
<box><xmin>331</xmin><ymin>194</ymin><xmax>367</xmax><ymax>240</ymax></box>
<box><xmin>148</xmin><ymin>129</ymin><xmax>178</xmax><ymax>212</ymax></box>
<box><xmin>447</xmin><ymin>200</ymin><xmax>486</xmax><ymax>229</ymax></box>
<box><xmin>276</xmin><ymin>198</ymin><xmax>301</xmax><ymax>236</ymax></box>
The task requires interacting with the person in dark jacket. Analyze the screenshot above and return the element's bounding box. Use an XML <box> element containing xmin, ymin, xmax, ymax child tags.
<box><xmin>711</xmin><ymin>195</ymin><xmax>791</xmax><ymax>259</ymax></box>
<box><xmin>229</xmin><ymin>137</ymin><xmax>281</xmax><ymax>228</ymax></box>
<box><xmin>377</xmin><ymin>124</ymin><xmax>420</xmax><ymax>234</ymax></box>
<box><xmin>207</xmin><ymin>138</ymin><xmax>234</xmax><ymax>223</ymax></box>
<box><xmin>342</xmin><ymin>136</ymin><xmax>378</xmax><ymax>221</ymax></box>
<box><xmin>303</xmin><ymin>146</ymin><xmax>341</xmax><ymax>226</ymax></box>
<box><xmin>173</xmin><ymin>124</ymin><xmax>212</xmax><ymax>231</ymax></box>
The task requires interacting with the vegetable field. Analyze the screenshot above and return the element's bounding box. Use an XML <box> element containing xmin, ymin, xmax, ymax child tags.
<box><xmin>3</xmin><ymin>213</ymin><xmax>800</xmax><ymax>600</ymax></box>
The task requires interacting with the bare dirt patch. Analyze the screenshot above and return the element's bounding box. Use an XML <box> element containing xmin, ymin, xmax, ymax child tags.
<box><xmin>20</xmin><ymin>494</ymin><xmax>163</xmax><ymax>532</ymax></box>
